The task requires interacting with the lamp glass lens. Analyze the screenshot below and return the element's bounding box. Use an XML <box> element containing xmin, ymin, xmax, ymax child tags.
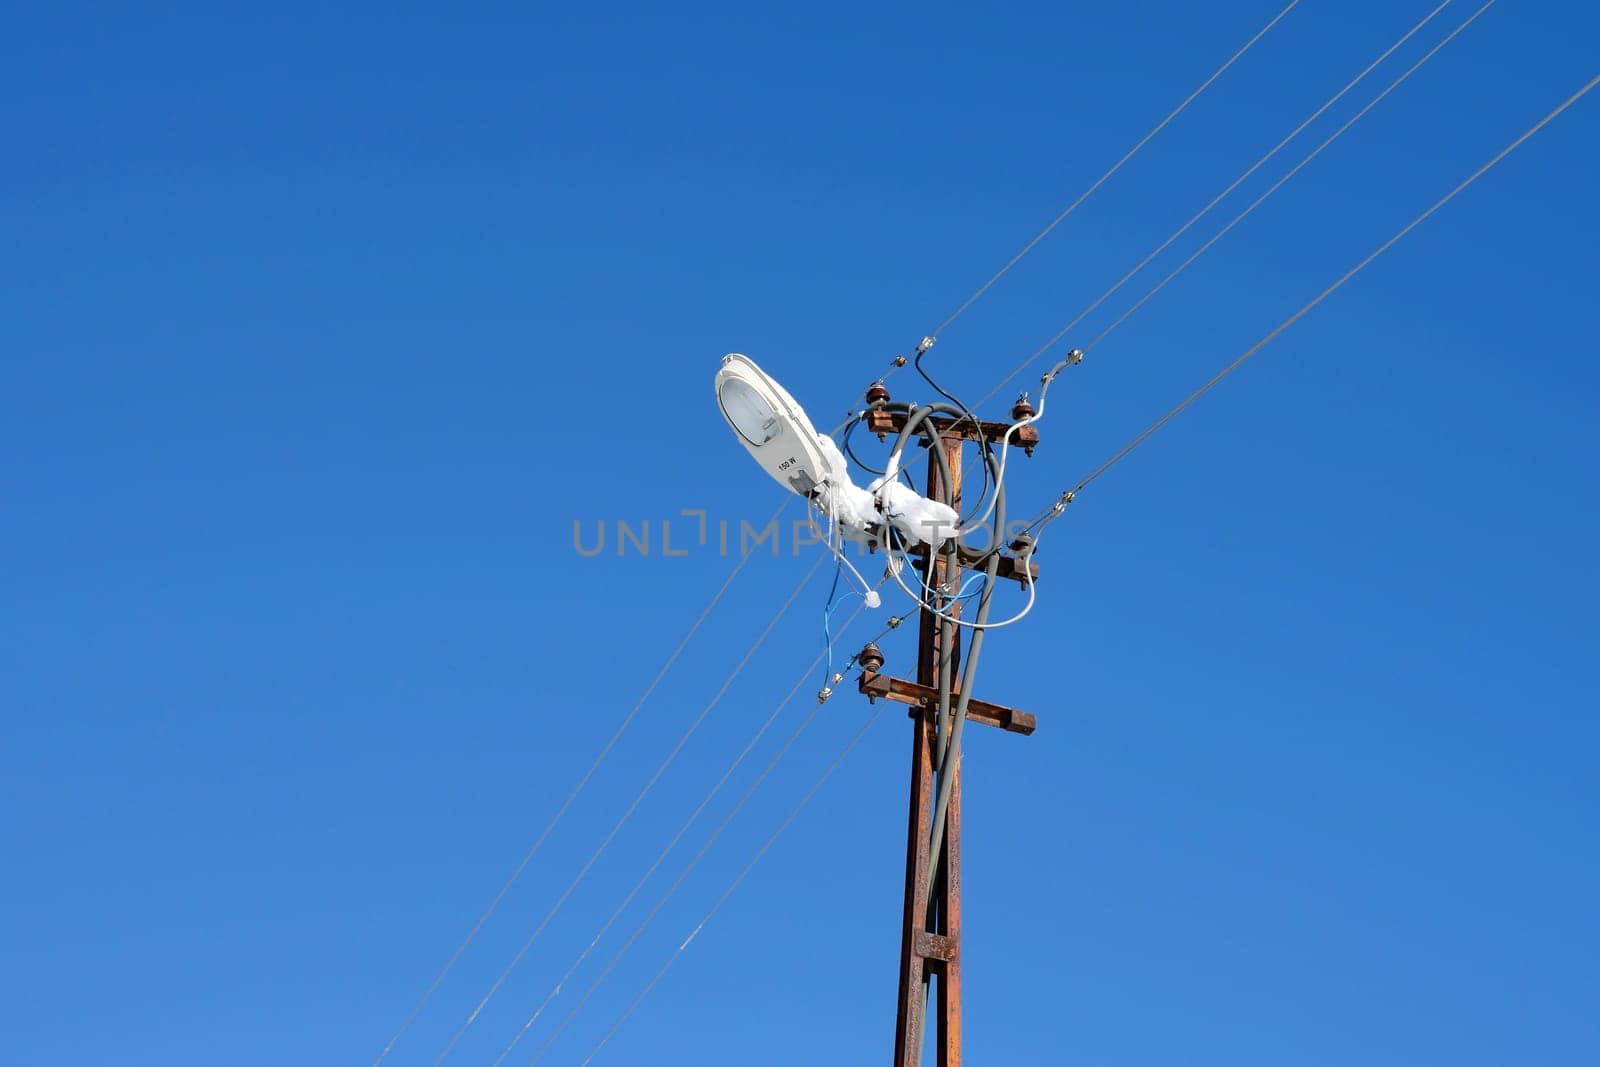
<box><xmin>719</xmin><ymin>378</ymin><xmax>781</xmax><ymax>446</ymax></box>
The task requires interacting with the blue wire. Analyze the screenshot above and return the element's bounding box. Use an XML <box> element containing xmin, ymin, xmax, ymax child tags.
<box><xmin>929</xmin><ymin>568</ymin><xmax>989</xmax><ymax>618</ymax></box>
<box><xmin>822</xmin><ymin>553</ymin><xmax>844</xmax><ymax>681</ymax></box>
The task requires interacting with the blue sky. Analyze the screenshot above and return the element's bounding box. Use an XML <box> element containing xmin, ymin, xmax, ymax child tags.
<box><xmin>3</xmin><ymin>2</ymin><xmax>1598</xmax><ymax>1064</ymax></box>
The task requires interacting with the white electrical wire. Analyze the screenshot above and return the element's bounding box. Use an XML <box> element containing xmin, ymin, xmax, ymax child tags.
<box><xmin>882</xmin><ymin>534</ymin><xmax>1041</xmax><ymax>631</ymax></box>
<box><xmin>429</xmin><ymin>552</ymin><xmax>825</xmax><ymax>1065</ymax></box>
<box><xmin>806</xmin><ymin>487</ymin><xmax>880</xmax><ymax>607</ymax></box>
<box><xmin>957</xmin><ymin>353</ymin><xmax>1080</xmax><ymax>537</ymax></box>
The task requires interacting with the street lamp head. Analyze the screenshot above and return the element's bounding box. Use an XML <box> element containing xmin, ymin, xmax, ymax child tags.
<box><xmin>714</xmin><ymin>353</ymin><xmax>838</xmax><ymax>497</ymax></box>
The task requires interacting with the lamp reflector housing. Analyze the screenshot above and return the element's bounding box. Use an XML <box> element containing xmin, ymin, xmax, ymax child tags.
<box><xmin>714</xmin><ymin>354</ymin><xmax>836</xmax><ymax>497</ymax></box>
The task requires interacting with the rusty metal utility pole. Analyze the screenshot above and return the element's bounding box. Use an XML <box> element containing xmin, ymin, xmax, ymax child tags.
<box><xmin>857</xmin><ymin>409</ymin><xmax>1038</xmax><ymax>1067</ymax></box>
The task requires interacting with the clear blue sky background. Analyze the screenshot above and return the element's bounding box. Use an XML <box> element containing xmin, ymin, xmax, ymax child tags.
<box><xmin>3</xmin><ymin>2</ymin><xmax>1597</xmax><ymax>1064</ymax></box>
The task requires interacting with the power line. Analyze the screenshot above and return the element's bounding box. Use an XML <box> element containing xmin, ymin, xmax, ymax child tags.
<box><xmin>916</xmin><ymin>0</ymin><xmax>1303</xmax><ymax>347</ymax></box>
<box><xmin>1070</xmin><ymin>68</ymin><xmax>1600</xmax><ymax>495</ymax></box>
<box><xmin>950</xmin><ymin>0</ymin><xmax>1493</xmax><ymax>503</ymax></box>
<box><xmin>489</xmin><ymin>593</ymin><xmax>890</xmax><ymax>1065</ymax></box>
<box><xmin>1074</xmin><ymin>0</ymin><xmax>1497</xmax><ymax>358</ymax></box>
<box><xmin>972</xmin><ymin>0</ymin><xmax>1468</xmax><ymax>410</ymax></box>
<box><xmin>519</xmin><ymin>617</ymin><xmax>902</xmax><ymax>1065</ymax></box>
<box><xmin>370</xmin><ymin>495</ymin><xmax>788</xmax><ymax>1066</ymax></box>
<box><xmin>522</xmin><ymin>681</ymin><xmax>840</xmax><ymax>1065</ymax></box>
<box><xmin>575</xmin><ymin>700</ymin><xmax>891</xmax><ymax>1067</ymax></box>
<box><xmin>431</xmin><ymin>551</ymin><xmax>825</xmax><ymax>1064</ymax></box>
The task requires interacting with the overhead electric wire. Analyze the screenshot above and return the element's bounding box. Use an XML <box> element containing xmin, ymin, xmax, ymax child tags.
<box><xmin>430</xmin><ymin>551</ymin><xmax>825</xmax><ymax>1065</ymax></box>
<box><xmin>1066</xmin><ymin>68</ymin><xmax>1600</xmax><ymax>497</ymax></box>
<box><xmin>517</xmin><ymin>612</ymin><xmax>902</xmax><ymax>1065</ymax></box>
<box><xmin>488</xmin><ymin>589</ymin><xmax>887</xmax><ymax>1065</ymax></box>
<box><xmin>919</xmin><ymin>0</ymin><xmax>1303</xmax><ymax>348</ymax></box>
<box><xmin>943</xmin><ymin>0</ymin><xmax>1493</xmax><ymax>508</ymax></box>
<box><xmin>370</xmin><ymin>494</ymin><xmax>791</xmax><ymax>1067</ymax></box>
<box><xmin>573</xmin><ymin>698</ymin><xmax>892</xmax><ymax>1067</ymax></box>
<box><xmin>971</xmin><ymin>0</ymin><xmax>1467</xmax><ymax>410</ymax></box>
<box><xmin>1073</xmin><ymin>0</ymin><xmax>1498</xmax><ymax>359</ymax></box>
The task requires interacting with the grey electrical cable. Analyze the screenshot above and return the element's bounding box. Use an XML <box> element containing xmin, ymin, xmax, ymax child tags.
<box><xmin>369</xmin><ymin>493</ymin><xmax>791</xmax><ymax>1067</ymax></box>
<box><xmin>933</xmin><ymin>599</ymin><xmax>956</xmax><ymax>765</ymax></box>
<box><xmin>575</xmin><ymin>701</ymin><xmax>891</xmax><ymax>1067</ymax></box>
<box><xmin>924</xmin><ymin>550</ymin><xmax>1003</xmax><ymax>903</ymax></box>
<box><xmin>523</xmin><ymin>616</ymin><xmax>902</xmax><ymax>1065</ymax></box>
<box><xmin>489</xmin><ymin>590</ymin><xmax>882</xmax><ymax>1066</ymax></box>
<box><xmin>920</xmin><ymin>0</ymin><xmax>1303</xmax><ymax>347</ymax></box>
<box><xmin>431</xmin><ymin>551</ymin><xmax>825</xmax><ymax>1065</ymax></box>
<box><xmin>1071</xmin><ymin>68</ymin><xmax>1600</xmax><ymax>494</ymax></box>
<box><xmin>971</xmin><ymin>0</ymin><xmax>1467</xmax><ymax>410</ymax></box>
<box><xmin>920</xmin><ymin>426</ymin><xmax>1005</xmax><ymax>908</ymax></box>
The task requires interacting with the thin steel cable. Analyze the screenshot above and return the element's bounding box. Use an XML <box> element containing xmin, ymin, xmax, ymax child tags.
<box><xmin>972</xmin><ymin>0</ymin><xmax>1463</xmax><ymax>410</ymax></box>
<box><xmin>950</xmin><ymin>0</ymin><xmax>1491</xmax><ymax>498</ymax></box>
<box><xmin>489</xmin><ymin>589</ymin><xmax>883</xmax><ymax>1066</ymax></box>
<box><xmin>370</xmin><ymin>494</ymin><xmax>790</xmax><ymax>1066</ymax></box>
<box><xmin>575</xmin><ymin>700</ymin><xmax>890</xmax><ymax>1067</ymax></box>
<box><xmin>1074</xmin><ymin>0</ymin><xmax>1497</xmax><ymax>357</ymax></box>
<box><xmin>431</xmin><ymin>550</ymin><xmax>825</xmax><ymax>1064</ymax></box>
<box><xmin>1072</xmin><ymin>69</ymin><xmax>1600</xmax><ymax>494</ymax></box>
<box><xmin>920</xmin><ymin>0</ymin><xmax>1301</xmax><ymax>347</ymax></box>
<box><xmin>521</xmin><ymin>615</ymin><xmax>901</xmax><ymax>1065</ymax></box>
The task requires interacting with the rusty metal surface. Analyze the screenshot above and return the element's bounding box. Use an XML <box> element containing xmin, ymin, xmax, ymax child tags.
<box><xmin>902</xmin><ymin>540</ymin><xmax>1040</xmax><ymax>586</ymax></box>
<box><xmin>865</xmin><ymin>408</ymin><xmax>1040</xmax><ymax>450</ymax></box>
<box><xmin>857</xmin><ymin>672</ymin><xmax>1037</xmax><ymax>736</ymax></box>
<box><xmin>894</xmin><ymin>430</ymin><xmax>967</xmax><ymax>1067</ymax></box>
<box><xmin>880</xmin><ymin>425</ymin><xmax>1047</xmax><ymax>1067</ymax></box>
<box><xmin>913</xmin><ymin>931</ymin><xmax>959</xmax><ymax>962</ymax></box>
<box><xmin>893</xmin><ymin>700</ymin><xmax>936</xmax><ymax>1066</ymax></box>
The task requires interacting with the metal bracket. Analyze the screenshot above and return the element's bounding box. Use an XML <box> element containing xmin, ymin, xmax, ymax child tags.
<box><xmin>857</xmin><ymin>671</ymin><xmax>1037</xmax><ymax>736</ymax></box>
